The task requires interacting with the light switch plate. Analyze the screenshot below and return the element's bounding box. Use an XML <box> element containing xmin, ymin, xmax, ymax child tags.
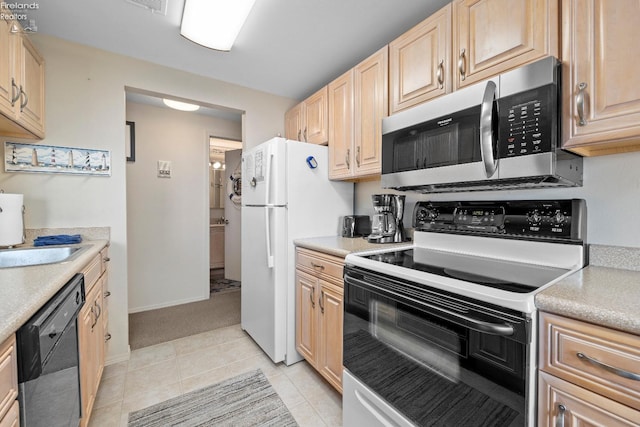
<box><xmin>158</xmin><ymin>160</ymin><xmax>172</xmax><ymax>178</ymax></box>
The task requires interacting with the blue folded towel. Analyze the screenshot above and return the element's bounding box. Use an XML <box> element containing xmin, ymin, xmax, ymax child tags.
<box><xmin>33</xmin><ymin>234</ymin><xmax>83</xmax><ymax>246</ymax></box>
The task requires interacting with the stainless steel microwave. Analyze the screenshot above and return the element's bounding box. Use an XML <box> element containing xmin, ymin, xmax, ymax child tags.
<box><xmin>381</xmin><ymin>57</ymin><xmax>583</xmax><ymax>193</ymax></box>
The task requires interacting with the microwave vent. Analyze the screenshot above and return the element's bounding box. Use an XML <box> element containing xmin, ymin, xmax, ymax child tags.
<box><xmin>125</xmin><ymin>0</ymin><xmax>167</xmax><ymax>15</ymax></box>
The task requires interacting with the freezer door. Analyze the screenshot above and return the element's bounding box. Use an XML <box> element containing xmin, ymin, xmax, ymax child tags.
<box><xmin>240</xmin><ymin>205</ymin><xmax>287</xmax><ymax>362</ymax></box>
<box><xmin>242</xmin><ymin>138</ymin><xmax>287</xmax><ymax>206</ymax></box>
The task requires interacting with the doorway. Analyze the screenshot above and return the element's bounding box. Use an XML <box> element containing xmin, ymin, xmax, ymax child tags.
<box><xmin>125</xmin><ymin>88</ymin><xmax>244</xmax><ymax>349</ymax></box>
<box><xmin>208</xmin><ymin>136</ymin><xmax>243</xmax><ymax>293</ymax></box>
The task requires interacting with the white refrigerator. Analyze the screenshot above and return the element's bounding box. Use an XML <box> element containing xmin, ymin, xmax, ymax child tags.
<box><xmin>241</xmin><ymin>137</ymin><xmax>353</xmax><ymax>365</ymax></box>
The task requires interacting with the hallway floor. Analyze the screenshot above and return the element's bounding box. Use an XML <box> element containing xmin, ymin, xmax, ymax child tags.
<box><xmin>89</xmin><ymin>325</ymin><xmax>343</xmax><ymax>426</ymax></box>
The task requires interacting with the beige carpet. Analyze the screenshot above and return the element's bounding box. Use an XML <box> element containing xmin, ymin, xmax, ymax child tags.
<box><xmin>129</xmin><ymin>291</ymin><xmax>241</xmax><ymax>350</ymax></box>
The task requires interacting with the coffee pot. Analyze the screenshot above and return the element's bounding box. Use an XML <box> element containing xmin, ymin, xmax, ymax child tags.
<box><xmin>368</xmin><ymin>194</ymin><xmax>394</xmax><ymax>243</ymax></box>
<box><xmin>368</xmin><ymin>194</ymin><xmax>406</xmax><ymax>243</ymax></box>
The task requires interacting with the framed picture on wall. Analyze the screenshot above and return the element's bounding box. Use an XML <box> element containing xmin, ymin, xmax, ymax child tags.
<box><xmin>126</xmin><ymin>121</ymin><xmax>136</xmax><ymax>162</ymax></box>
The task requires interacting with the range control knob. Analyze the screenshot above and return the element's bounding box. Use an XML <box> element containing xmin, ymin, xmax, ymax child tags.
<box><xmin>553</xmin><ymin>210</ymin><xmax>566</xmax><ymax>224</ymax></box>
<box><xmin>527</xmin><ymin>209</ymin><xmax>542</xmax><ymax>224</ymax></box>
<box><xmin>416</xmin><ymin>207</ymin><xmax>438</xmax><ymax>223</ymax></box>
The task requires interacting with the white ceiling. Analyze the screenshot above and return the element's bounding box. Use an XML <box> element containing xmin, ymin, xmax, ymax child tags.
<box><xmin>28</xmin><ymin>0</ymin><xmax>450</xmax><ymax>101</ymax></box>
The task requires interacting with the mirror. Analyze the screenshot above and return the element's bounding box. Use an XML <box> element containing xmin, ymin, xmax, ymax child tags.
<box><xmin>210</xmin><ymin>168</ymin><xmax>226</xmax><ymax>208</ymax></box>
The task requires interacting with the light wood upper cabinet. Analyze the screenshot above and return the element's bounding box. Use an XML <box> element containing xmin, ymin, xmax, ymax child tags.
<box><xmin>284</xmin><ymin>86</ymin><xmax>328</xmax><ymax>145</ymax></box>
<box><xmin>389</xmin><ymin>3</ymin><xmax>451</xmax><ymax>114</ymax></box>
<box><xmin>284</xmin><ymin>103</ymin><xmax>303</xmax><ymax>141</ymax></box>
<box><xmin>304</xmin><ymin>87</ymin><xmax>328</xmax><ymax>144</ymax></box>
<box><xmin>329</xmin><ymin>46</ymin><xmax>387</xmax><ymax>181</ymax></box>
<box><xmin>328</xmin><ymin>69</ymin><xmax>354</xmax><ymax>180</ymax></box>
<box><xmin>0</xmin><ymin>14</ymin><xmax>16</xmax><ymax>115</ymax></box>
<box><xmin>15</xmin><ymin>33</ymin><xmax>44</xmax><ymax>136</ymax></box>
<box><xmin>453</xmin><ymin>0</ymin><xmax>559</xmax><ymax>90</ymax></box>
<box><xmin>0</xmin><ymin>15</ymin><xmax>44</xmax><ymax>139</ymax></box>
<box><xmin>561</xmin><ymin>0</ymin><xmax>640</xmax><ymax>156</ymax></box>
<box><xmin>353</xmin><ymin>46</ymin><xmax>388</xmax><ymax>177</ymax></box>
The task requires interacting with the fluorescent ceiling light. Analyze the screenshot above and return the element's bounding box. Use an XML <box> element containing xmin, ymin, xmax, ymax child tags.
<box><xmin>180</xmin><ymin>0</ymin><xmax>256</xmax><ymax>51</ymax></box>
<box><xmin>163</xmin><ymin>99</ymin><xmax>200</xmax><ymax>111</ymax></box>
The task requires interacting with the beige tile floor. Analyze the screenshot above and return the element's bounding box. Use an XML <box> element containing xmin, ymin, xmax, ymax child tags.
<box><xmin>88</xmin><ymin>324</ymin><xmax>343</xmax><ymax>427</ymax></box>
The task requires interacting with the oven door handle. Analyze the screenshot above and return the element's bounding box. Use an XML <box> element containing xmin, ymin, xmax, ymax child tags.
<box><xmin>345</xmin><ymin>273</ymin><xmax>515</xmax><ymax>337</ymax></box>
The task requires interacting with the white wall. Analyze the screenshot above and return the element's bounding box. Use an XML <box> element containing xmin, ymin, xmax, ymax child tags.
<box><xmin>126</xmin><ymin>102</ymin><xmax>241</xmax><ymax>312</ymax></box>
<box><xmin>224</xmin><ymin>149</ymin><xmax>243</xmax><ymax>281</ymax></box>
<box><xmin>0</xmin><ymin>35</ymin><xmax>296</xmax><ymax>363</ymax></box>
<box><xmin>355</xmin><ymin>151</ymin><xmax>640</xmax><ymax>248</ymax></box>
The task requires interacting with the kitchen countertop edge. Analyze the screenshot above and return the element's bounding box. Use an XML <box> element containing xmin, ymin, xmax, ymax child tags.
<box><xmin>0</xmin><ymin>239</ymin><xmax>109</xmax><ymax>344</ymax></box>
<box><xmin>294</xmin><ymin>236</ymin><xmax>411</xmax><ymax>258</ymax></box>
<box><xmin>535</xmin><ymin>265</ymin><xmax>640</xmax><ymax>335</ymax></box>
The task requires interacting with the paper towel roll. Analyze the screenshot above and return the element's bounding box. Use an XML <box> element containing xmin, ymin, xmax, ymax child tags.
<box><xmin>0</xmin><ymin>193</ymin><xmax>24</xmax><ymax>247</ymax></box>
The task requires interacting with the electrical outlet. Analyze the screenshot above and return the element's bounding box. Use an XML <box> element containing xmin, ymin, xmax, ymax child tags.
<box><xmin>157</xmin><ymin>160</ymin><xmax>172</xmax><ymax>178</ymax></box>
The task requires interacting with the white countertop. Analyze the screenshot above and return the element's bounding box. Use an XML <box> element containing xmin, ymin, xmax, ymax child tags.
<box><xmin>0</xmin><ymin>239</ymin><xmax>109</xmax><ymax>343</ymax></box>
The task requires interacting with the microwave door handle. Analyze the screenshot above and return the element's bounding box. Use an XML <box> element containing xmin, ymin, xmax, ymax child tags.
<box><xmin>480</xmin><ymin>80</ymin><xmax>498</xmax><ymax>178</ymax></box>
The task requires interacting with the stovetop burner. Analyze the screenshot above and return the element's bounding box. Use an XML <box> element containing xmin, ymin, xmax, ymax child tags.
<box><xmin>363</xmin><ymin>248</ymin><xmax>571</xmax><ymax>293</ymax></box>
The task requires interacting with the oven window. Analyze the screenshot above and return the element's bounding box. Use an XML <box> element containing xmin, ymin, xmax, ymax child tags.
<box><xmin>344</xmin><ymin>279</ymin><xmax>526</xmax><ymax>426</ymax></box>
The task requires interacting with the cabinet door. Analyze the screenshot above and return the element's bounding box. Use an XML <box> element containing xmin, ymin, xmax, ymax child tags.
<box><xmin>0</xmin><ymin>335</ymin><xmax>17</xmax><ymax>422</ymax></box>
<box><xmin>318</xmin><ymin>280</ymin><xmax>343</xmax><ymax>392</ymax></box>
<box><xmin>78</xmin><ymin>297</ymin><xmax>96</xmax><ymax>427</ymax></box>
<box><xmin>0</xmin><ymin>14</ymin><xmax>16</xmax><ymax>116</ymax></box>
<box><xmin>209</xmin><ymin>226</ymin><xmax>225</xmax><ymax>269</ymax></box>
<box><xmin>354</xmin><ymin>46</ymin><xmax>388</xmax><ymax>178</ymax></box>
<box><xmin>389</xmin><ymin>3</ymin><xmax>451</xmax><ymax>113</ymax></box>
<box><xmin>284</xmin><ymin>103</ymin><xmax>303</xmax><ymax>141</ymax></box>
<box><xmin>561</xmin><ymin>0</ymin><xmax>640</xmax><ymax>156</ymax></box>
<box><xmin>538</xmin><ymin>371</ymin><xmax>640</xmax><ymax>426</ymax></box>
<box><xmin>94</xmin><ymin>279</ymin><xmax>105</xmax><ymax>387</ymax></box>
<box><xmin>328</xmin><ymin>70</ymin><xmax>354</xmax><ymax>180</ymax></box>
<box><xmin>453</xmin><ymin>0</ymin><xmax>558</xmax><ymax>89</ymax></box>
<box><xmin>15</xmin><ymin>33</ymin><xmax>44</xmax><ymax>137</ymax></box>
<box><xmin>295</xmin><ymin>270</ymin><xmax>317</xmax><ymax>366</ymax></box>
<box><xmin>304</xmin><ymin>86</ymin><xmax>328</xmax><ymax>145</ymax></box>
<box><xmin>0</xmin><ymin>400</ymin><xmax>19</xmax><ymax>427</ymax></box>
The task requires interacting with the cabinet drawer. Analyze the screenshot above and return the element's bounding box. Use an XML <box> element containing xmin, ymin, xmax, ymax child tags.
<box><xmin>0</xmin><ymin>335</ymin><xmax>17</xmax><ymax>422</ymax></box>
<box><xmin>540</xmin><ymin>312</ymin><xmax>640</xmax><ymax>410</ymax></box>
<box><xmin>296</xmin><ymin>248</ymin><xmax>344</xmax><ymax>281</ymax></box>
<box><xmin>0</xmin><ymin>400</ymin><xmax>19</xmax><ymax>427</ymax></box>
<box><xmin>538</xmin><ymin>371</ymin><xmax>640</xmax><ymax>426</ymax></box>
<box><xmin>82</xmin><ymin>253</ymin><xmax>102</xmax><ymax>293</ymax></box>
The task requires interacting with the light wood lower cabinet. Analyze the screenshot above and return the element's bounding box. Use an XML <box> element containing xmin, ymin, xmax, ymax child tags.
<box><xmin>0</xmin><ymin>335</ymin><xmax>18</xmax><ymax>427</ymax></box>
<box><xmin>538</xmin><ymin>311</ymin><xmax>640</xmax><ymax>426</ymax></box>
<box><xmin>295</xmin><ymin>248</ymin><xmax>344</xmax><ymax>392</ymax></box>
<box><xmin>79</xmin><ymin>248</ymin><xmax>110</xmax><ymax>427</ymax></box>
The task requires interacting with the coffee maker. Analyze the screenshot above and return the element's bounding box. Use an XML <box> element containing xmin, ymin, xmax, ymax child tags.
<box><xmin>368</xmin><ymin>194</ymin><xmax>406</xmax><ymax>243</ymax></box>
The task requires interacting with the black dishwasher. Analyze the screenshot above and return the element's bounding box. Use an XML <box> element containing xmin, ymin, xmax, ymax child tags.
<box><xmin>16</xmin><ymin>274</ymin><xmax>85</xmax><ymax>427</ymax></box>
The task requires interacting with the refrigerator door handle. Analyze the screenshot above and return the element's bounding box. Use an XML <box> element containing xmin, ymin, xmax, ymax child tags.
<box><xmin>265</xmin><ymin>206</ymin><xmax>274</xmax><ymax>268</ymax></box>
<box><xmin>265</xmin><ymin>148</ymin><xmax>273</xmax><ymax>205</ymax></box>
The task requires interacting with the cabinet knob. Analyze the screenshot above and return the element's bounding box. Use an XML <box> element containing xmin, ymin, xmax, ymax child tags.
<box><xmin>310</xmin><ymin>287</ymin><xmax>315</xmax><ymax>308</ymax></box>
<box><xmin>356</xmin><ymin>146</ymin><xmax>361</xmax><ymax>167</ymax></box>
<box><xmin>104</xmin><ymin>290</ymin><xmax>111</xmax><ymax>298</ymax></box>
<box><xmin>19</xmin><ymin>85</ymin><xmax>28</xmax><ymax>111</ymax></box>
<box><xmin>345</xmin><ymin>148</ymin><xmax>351</xmax><ymax>169</ymax></box>
<box><xmin>458</xmin><ymin>49</ymin><xmax>466</xmax><ymax>81</ymax></box>
<box><xmin>576</xmin><ymin>82</ymin><xmax>588</xmax><ymax>126</ymax></box>
<box><xmin>105</xmin><ymin>333</ymin><xmax>112</xmax><ymax>342</ymax></box>
<box><xmin>10</xmin><ymin>79</ymin><xmax>20</xmax><ymax>106</ymax></box>
<box><xmin>436</xmin><ymin>59</ymin><xmax>444</xmax><ymax>89</ymax></box>
<box><xmin>103</xmin><ymin>257</ymin><xmax>111</xmax><ymax>263</ymax></box>
<box><xmin>319</xmin><ymin>290</ymin><xmax>325</xmax><ymax>314</ymax></box>
<box><xmin>555</xmin><ymin>404</ymin><xmax>566</xmax><ymax>427</ymax></box>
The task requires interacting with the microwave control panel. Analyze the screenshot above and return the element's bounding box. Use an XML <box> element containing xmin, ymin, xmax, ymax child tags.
<box><xmin>498</xmin><ymin>84</ymin><xmax>557</xmax><ymax>158</ymax></box>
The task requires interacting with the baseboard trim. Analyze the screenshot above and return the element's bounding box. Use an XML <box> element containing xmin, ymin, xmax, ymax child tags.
<box><xmin>128</xmin><ymin>294</ymin><xmax>209</xmax><ymax>314</ymax></box>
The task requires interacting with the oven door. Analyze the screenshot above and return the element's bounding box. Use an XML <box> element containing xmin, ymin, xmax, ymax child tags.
<box><xmin>343</xmin><ymin>266</ymin><xmax>530</xmax><ymax>427</ymax></box>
